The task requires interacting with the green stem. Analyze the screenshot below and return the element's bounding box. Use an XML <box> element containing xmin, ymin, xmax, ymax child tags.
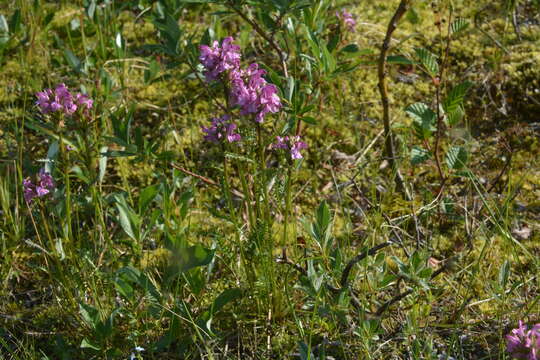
<box><xmin>283</xmin><ymin>166</ymin><xmax>292</xmax><ymax>254</ymax></box>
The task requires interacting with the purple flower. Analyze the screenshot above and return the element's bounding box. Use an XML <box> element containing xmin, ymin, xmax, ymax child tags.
<box><xmin>22</xmin><ymin>169</ymin><xmax>55</xmax><ymax>203</ymax></box>
<box><xmin>337</xmin><ymin>9</ymin><xmax>356</xmax><ymax>32</ymax></box>
<box><xmin>273</xmin><ymin>136</ymin><xmax>308</xmax><ymax>160</ymax></box>
<box><xmin>35</xmin><ymin>83</ymin><xmax>93</xmax><ymax>116</ymax></box>
<box><xmin>199</xmin><ymin>37</ymin><xmax>241</xmax><ymax>82</ymax></box>
<box><xmin>202</xmin><ymin>115</ymin><xmax>241</xmax><ymax>144</ymax></box>
<box><xmin>506</xmin><ymin>321</ymin><xmax>540</xmax><ymax>360</ymax></box>
<box><xmin>229</xmin><ymin>63</ymin><xmax>282</xmax><ymax>123</ymax></box>
<box><xmin>23</xmin><ymin>178</ymin><xmax>36</xmax><ymax>202</ymax></box>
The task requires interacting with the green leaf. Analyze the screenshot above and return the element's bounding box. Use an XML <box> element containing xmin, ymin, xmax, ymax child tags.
<box><xmin>301</xmin><ymin>116</ymin><xmax>317</xmax><ymax>125</ymax></box>
<box><xmin>0</xmin><ymin>14</ymin><xmax>9</xmax><ymax>45</ymax></box>
<box><xmin>498</xmin><ymin>260</ymin><xmax>510</xmax><ymax>287</ymax></box>
<box><xmin>410</xmin><ymin>146</ymin><xmax>431</xmax><ymax>165</ymax></box>
<box><xmin>340</xmin><ymin>44</ymin><xmax>360</xmax><ymax>53</ymax></box>
<box><xmin>79</xmin><ymin>303</ymin><xmax>99</xmax><ymax>328</ymax></box>
<box><xmin>414</xmin><ymin>48</ymin><xmax>439</xmax><ymax>77</ymax></box>
<box><xmin>445</xmin><ymin>146</ymin><xmax>468</xmax><ymax>170</ymax></box>
<box><xmin>170</xmin><ymin>243</ymin><xmax>215</xmax><ymax>273</ymax></box>
<box><xmin>64</xmin><ymin>49</ymin><xmax>82</xmax><ymax>74</ymax></box>
<box><xmin>80</xmin><ymin>338</ymin><xmax>100</xmax><ymax>351</ymax></box>
<box><xmin>210</xmin><ymin>288</ymin><xmax>242</xmax><ymax>314</ymax></box>
<box><xmin>114</xmin><ymin>196</ymin><xmax>140</xmax><ymax>241</ymax></box>
<box><xmin>443</xmin><ymin>81</ymin><xmax>472</xmax><ymax>116</ymax></box>
<box><xmin>316</xmin><ymin>200</ymin><xmax>331</xmax><ymax>235</ymax></box>
<box><xmin>98</xmin><ymin>146</ymin><xmax>108</xmax><ymax>184</ymax></box>
<box><xmin>447</xmin><ymin>105</ymin><xmax>464</xmax><ymax>126</ymax></box>
<box><xmin>387</xmin><ymin>55</ymin><xmax>415</xmax><ymax>65</ymax></box>
<box><xmin>451</xmin><ymin>18</ymin><xmax>469</xmax><ymax>34</ymax></box>
<box><xmin>405</xmin><ymin>102</ymin><xmax>436</xmax><ymax>139</ymax></box>
<box><xmin>139</xmin><ymin>184</ymin><xmax>160</xmax><ymax>214</ymax></box>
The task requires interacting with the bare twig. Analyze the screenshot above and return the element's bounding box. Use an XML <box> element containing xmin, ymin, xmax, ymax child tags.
<box><xmin>377</xmin><ymin>0</ymin><xmax>412</xmax><ymax>200</ymax></box>
<box><xmin>228</xmin><ymin>3</ymin><xmax>289</xmax><ymax>77</ymax></box>
<box><xmin>340</xmin><ymin>242</ymin><xmax>392</xmax><ymax>288</ymax></box>
<box><xmin>375</xmin><ymin>261</ymin><xmax>449</xmax><ymax>316</ymax></box>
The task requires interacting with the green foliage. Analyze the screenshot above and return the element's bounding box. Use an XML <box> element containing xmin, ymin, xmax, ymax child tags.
<box><xmin>0</xmin><ymin>0</ymin><xmax>538</xmax><ymax>358</ymax></box>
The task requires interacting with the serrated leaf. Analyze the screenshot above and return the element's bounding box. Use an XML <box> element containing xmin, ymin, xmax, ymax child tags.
<box><xmin>447</xmin><ymin>105</ymin><xmax>465</xmax><ymax>126</ymax></box>
<box><xmin>414</xmin><ymin>48</ymin><xmax>439</xmax><ymax>77</ymax></box>
<box><xmin>410</xmin><ymin>146</ymin><xmax>431</xmax><ymax>165</ymax></box>
<box><xmin>445</xmin><ymin>146</ymin><xmax>468</xmax><ymax>170</ymax></box>
<box><xmin>451</xmin><ymin>18</ymin><xmax>469</xmax><ymax>34</ymax></box>
<box><xmin>405</xmin><ymin>102</ymin><xmax>436</xmax><ymax>139</ymax></box>
<box><xmin>444</xmin><ymin>81</ymin><xmax>472</xmax><ymax>115</ymax></box>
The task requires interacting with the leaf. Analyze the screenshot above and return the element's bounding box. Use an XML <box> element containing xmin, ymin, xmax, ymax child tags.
<box><xmin>114</xmin><ymin>196</ymin><xmax>140</xmax><ymax>241</ymax></box>
<box><xmin>301</xmin><ymin>116</ymin><xmax>317</xmax><ymax>125</ymax></box>
<box><xmin>498</xmin><ymin>260</ymin><xmax>510</xmax><ymax>288</ymax></box>
<box><xmin>407</xmin><ymin>7</ymin><xmax>420</xmax><ymax>24</ymax></box>
<box><xmin>410</xmin><ymin>146</ymin><xmax>431</xmax><ymax>165</ymax></box>
<box><xmin>79</xmin><ymin>303</ymin><xmax>99</xmax><ymax>328</ymax></box>
<box><xmin>80</xmin><ymin>338</ymin><xmax>100</xmax><ymax>351</ymax></box>
<box><xmin>139</xmin><ymin>184</ymin><xmax>160</xmax><ymax>214</ymax></box>
<box><xmin>451</xmin><ymin>18</ymin><xmax>469</xmax><ymax>34</ymax></box>
<box><xmin>64</xmin><ymin>49</ymin><xmax>83</xmax><ymax>74</ymax></box>
<box><xmin>387</xmin><ymin>55</ymin><xmax>415</xmax><ymax>65</ymax></box>
<box><xmin>414</xmin><ymin>48</ymin><xmax>439</xmax><ymax>77</ymax></box>
<box><xmin>0</xmin><ymin>14</ymin><xmax>8</xmax><ymax>45</ymax></box>
<box><xmin>210</xmin><ymin>288</ymin><xmax>242</xmax><ymax>314</ymax></box>
<box><xmin>98</xmin><ymin>146</ymin><xmax>108</xmax><ymax>184</ymax></box>
<box><xmin>447</xmin><ymin>105</ymin><xmax>464</xmax><ymax>126</ymax></box>
<box><xmin>443</xmin><ymin>81</ymin><xmax>472</xmax><ymax>115</ymax></box>
<box><xmin>45</xmin><ymin>141</ymin><xmax>59</xmax><ymax>173</ymax></box>
<box><xmin>340</xmin><ymin>44</ymin><xmax>360</xmax><ymax>53</ymax></box>
<box><xmin>405</xmin><ymin>102</ymin><xmax>436</xmax><ymax>139</ymax></box>
<box><xmin>316</xmin><ymin>200</ymin><xmax>331</xmax><ymax>236</ymax></box>
<box><xmin>170</xmin><ymin>243</ymin><xmax>215</xmax><ymax>273</ymax></box>
<box><xmin>0</xmin><ymin>14</ymin><xmax>8</xmax><ymax>34</ymax></box>
<box><xmin>445</xmin><ymin>146</ymin><xmax>468</xmax><ymax>170</ymax></box>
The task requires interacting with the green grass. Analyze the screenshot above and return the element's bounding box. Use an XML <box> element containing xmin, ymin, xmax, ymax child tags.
<box><xmin>0</xmin><ymin>0</ymin><xmax>539</xmax><ymax>359</ymax></box>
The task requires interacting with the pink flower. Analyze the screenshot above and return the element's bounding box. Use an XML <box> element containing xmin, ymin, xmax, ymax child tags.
<box><xmin>35</xmin><ymin>84</ymin><xmax>93</xmax><ymax>117</ymax></box>
<box><xmin>22</xmin><ymin>169</ymin><xmax>55</xmax><ymax>203</ymax></box>
<box><xmin>273</xmin><ymin>136</ymin><xmax>308</xmax><ymax>160</ymax></box>
<box><xmin>199</xmin><ymin>37</ymin><xmax>241</xmax><ymax>82</ymax></box>
<box><xmin>229</xmin><ymin>63</ymin><xmax>281</xmax><ymax>123</ymax></box>
<box><xmin>337</xmin><ymin>9</ymin><xmax>356</xmax><ymax>32</ymax></box>
<box><xmin>506</xmin><ymin>321</ymin><xmax>540</xmax><ymax>360</ymax></box>
<box><xmin>202</xmin><ymin>115</ymin><xmax>241</xmax><ymax>144</ymax></box>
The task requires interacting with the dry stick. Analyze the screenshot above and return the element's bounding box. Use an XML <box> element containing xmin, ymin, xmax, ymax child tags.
<box><xmin>340</xmin><ymin>242</ymin><xmax>392</xmax><ymax>288</ymax></box>
<box><xmin>486</xmin><ymin>146</ymin><xmax>513</xmax><ymax>193</ymax></box>
<box><xmin>433</xmin><ymin>7</ymin><xmax>454</xmax><ymax>185</ymax></box>
<box><xmin>377</xmin><ymin>0</ymin><xmax>412</xmax><ymax>200</ymax></box>
<box><xmin>171</xmin><ymin>163</ymin><xmax>245</xmax><ymax>199</ymax></box>
<box><xmin>228</xmin><ymin>3</ymin><xmax>289</xmax><ymax>78</ymax></box>
<box><xmin>375</xmin><ymin>261</ymin><xmax>449</xmax><ymax>316</ymax></box>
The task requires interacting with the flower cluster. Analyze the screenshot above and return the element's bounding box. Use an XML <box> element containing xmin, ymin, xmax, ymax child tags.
<box><xmin>199</xmin><ymin>37</ymin><xmax>241</xmax><ymax>82</ymax></box>
<box><xmin>202</xmin><ymin>115</ymin><xmax>241</xmax><ymax>144</ymax></box>
<box><xmin>23</xmin><ymin>169</ymin><xmax>55</xmax><ymax>203</ymax></box>
<box><xmin>337</xmin><ymin>9</ymin><xmax>356</xmax><ymax>32</ymax></box>
<box><xmin>199</xmin><ymin>37</ymin><xmax>281</xmax><ymax>124</ymax></box>
<box><xmin>36</xmin><ymin>83</ymin><xmax>93</xmax><ymax>116</ymax></box>
<box><xmin>230</xmin><ymin>63</ymin><xmax>281</xmax><ymax>123</ymax></box>
<box><xmin>273</xmin><ymin>136</ymin><xmax>308</xmax><ymax>160</ymax></box>
<box><xmin>506</xmin><ymin>321</ymin><xmax>540</xmax><ymax>360</ymax></box>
